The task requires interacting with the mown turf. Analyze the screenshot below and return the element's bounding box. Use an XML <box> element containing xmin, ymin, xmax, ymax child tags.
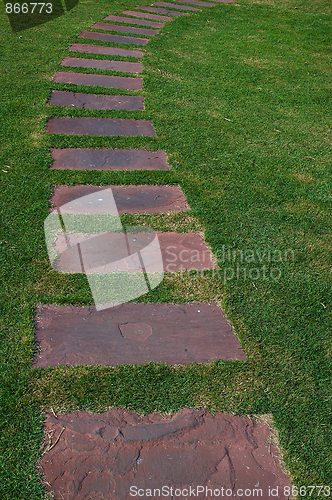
<box><xmin>0</xmin><ymin>0</ymin><xmax>331</xmax><ymax>497</ymax></box>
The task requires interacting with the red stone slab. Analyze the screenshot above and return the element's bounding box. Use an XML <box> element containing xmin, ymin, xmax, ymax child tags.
<box><xmin>123</xmin><ymin>9</ymin><xmax>173</xmax><ymax>21</ymax></box>
<box><xmin>78</xmin><ymin>30</ymin><xmax>149</xmax><ymax>45</ymax></box>
<box><xmin>135</xmin><ymin>6</ymin><xmax>186</xmax><ymax>15</ymax></box>
<box><xmin>40</xmin><ymin>408</ymin><xmax>290</xmax><ymax>500</ymax></box>
<box><xmin>91</xmin><ymin>21</ymin><xmax>159</xmax><ymax>36</ymax></box>
<box><xmin>48</xmin><ymin>91</ymin><xmax>144</xmax><ymax>110</ymax></box>
<box><xmin>51</xmin><ymin>148</ymin><xmax>171</xmax><ymax>170</ymax></box>
<box><xmin>104</xmin><ymin>15</ymin><xmax>164</xmax><ymax>28</ymax></box>
<box><xmin>153</xmin><ymin>1</ymin><xmax>199</xmax><ymax>10</ymax></box>
<box><xmin>50</xmin><ymin>185</ymin><xmax>189</xmax><ymax>214</ymax></box>
<box><xmin>46</xmin><ymin>117</ymin><xmax>156</xmax><ymax>137</ymax></box>
<box><xmin>53</xmin><ymin>71</ymin><xmax>142</xmax><ymax>90</ymax></box>
<box><xmin>68</xmin><ymin>43</ymin><xmax>143</xmax><ymax>58</ymax></box>
<box><xmin>33</xmin><ymin>303</ymin><xmax>246</xmax><ymax>368</ymax></box>
<box><xmin>60</xmin><ymin>56</ymin><xmax>143</xmax><ymax>73</ymax></box>
<box><xmin>50</xmin><ymin>231</ymin><xmax>216</xmax><ymax>273</ymax></box>
<box><xmin>166</xmin><ymin>0</ymin><xmax>216</xmax><ymax>6</ymax></box>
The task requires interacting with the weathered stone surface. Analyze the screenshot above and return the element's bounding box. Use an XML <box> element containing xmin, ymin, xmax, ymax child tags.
<box><xmin>68</xmin><ymin>43</ymin><xmax>143</xmax><ymax>58</ymax></box>
<box><xmin>53</xmin><ymin>71</ymin><xmax>142</xmax><ymax>90</ymax></box>
<box><xmin>209</xmin><ymin>0</ymin><xmax>234</xmax><ymax>2</ymax></box>
<box><xmin>48</xmin><ymin>91</ymin><xmax>144</xmax><ymax>110</ymax></box>
<box><xmin>153</xmin><ymin>1</ymin><xmax>199</xmax><ymax>10</ymax></box>
<box><xmin>49</xmin><ymin>231</ymin><xmax>217</xmax><ymax>273</ymax></box>
<box><xmin>135</xmin><ymin>6</ymin><xmax>186</xmax><ymax>15</ymax></box>
<box><xmin>40</xmin><ymin>408</ymin><xmax>290</xmax><ymax>500</ymax></box>
<box><xmin>51</xmin><ymin>149</ymin><xmax>171</xmax><ymax>170</ymax></box>
<box><xmin>50</xmin><ymin>185</ymin><xmax>189</xmax><ymax>214</ymax></box>
<box><xmin>166</xmin><ymin>0</ymin><xmax>216</xmax><ymax>6</ymax></box>
<box><xmin>119</xmin><ymin>321</ymin><xmax>153</xmax><ymax>341</ymax></box>
<box><xmin>91</xmin><ymin>21</ymin><xmax>159</xmax><ymax>36</ymax></box>
<box><xmin>60</xmin><ymin>56</ymin><xmax>143</xmax><ymax>73</ymax></box>
<box><xmin>103</xmin><ymin>14</ymin><xmax>164</xmax><ymax>28</ymax></box>
<box><xmin>46</xmin><ymin>117</ymin><xmax>156</xmax><ymax>137</ymax></box>
<box><xmin>33</xmin><ymin>303</ymin><xmax>246</xmax><ymax>368</ymax></box>
<box><xmin>78</xmin><ymin>30</ymin><xmax>149</xmax><ymax>45</ymax></box>
<box><xmin>123</xmin><ymin>9</ymin><xmax>173</xmax><ymax>21</ymax></box>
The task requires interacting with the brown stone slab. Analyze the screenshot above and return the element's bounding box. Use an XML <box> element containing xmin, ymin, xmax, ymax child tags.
<box><xmin>78</xmin><ymin>30</ymin><xmax>149</xmax><ymax>45</ymax></box>
<box><xmin>50</xmin><ymin>185</ymin><xmax>188</xmax><ymax>214</ymax></box>
<box><xmin>48</xmin><ymin>91</ymin><xmax>144</xmax><ymax>111</ymax></box>
<box><xmin>51</xmin><ymin>148</ymin><xmax>171</xmax><ymax>170</ymax></box>
<box><xmin>135</xmin><ymin>6</ymin><xmax>186</xmax><ymax>15</ymax></box>
<box><xmin>33</xmin><ymin>303</ymin><xmax>246</xmax><ymax>368</ymax></box>
<box><xmin>60</xmin><ymin>56</ymin><xmax>143</xmax><ymax>73</ymax></box>
<box><xmin>123</xmin><ymin>9</ymin><xmax>173</xmax><ymax>21</ymax></box>
<box><xmin>53</xmin><ymin>71</ymin><xmax>142</xmax><ymax>90</ymax></box>
<box><xmin>104</xmin><ymin>14</ymin><xmax>164</xmax><ymax>28</ymax></box>
<box><xmin>40</xmin><ymin>408</ymin><xmax>290</xmax><ymax>500</ymax></box>
<box><xmin>68</xmin><ymin>43</ymin><xmax>144</xmax><ymax>58</ymax></box>
<box><xmin>153</xmin><ymin>1</ymin><xmax>199</xmax><ymax>10</ymax></box>
<box><xmin>166</xmin><ymin>0</ymin><xmax>216</xmax><ymax>6</ymax></box>
<box><xmin>46</xmin><ymin>117</ymin><xmax>156</xmax><ymax>137</ymax></box>
<box><xmin>50</xmin><ymin>231</ymin><xmax>217</xmax><ymax>273</ymax></box>
<box><xmin>91</xmin><ymin>21</ymin><xmax>159</xmax><ymax>36</ymax></box>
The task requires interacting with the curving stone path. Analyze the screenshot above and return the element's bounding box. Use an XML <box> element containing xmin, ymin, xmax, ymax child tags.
<box><xmin>39</xmin><ymin>0</ymin><xmax>291</xmax><ymax>496</ymax></box>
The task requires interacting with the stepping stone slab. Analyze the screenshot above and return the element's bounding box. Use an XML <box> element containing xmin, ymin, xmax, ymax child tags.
<box><xmin>53</xmin><ymin>71</ymin><xmax>142</xmax><ymax>90</ymax></box>
<box><xmin>91</xmin><ymin>21</ymin><xmax>159</xmax><ymax>36</ymax></box>
<box><xmin>167</xmin><ymin>0</ymin><xmax>216</xmax><ymax>6</ymax></box>
<box><xmin>51</xmin><ymin>148</ymin><xmax>171</xmax><ymax>170</ymax></box>
<box><xmin>60</xmin><ymin>56</ymin><xmax>143</xmax><ymax>73</ymax></box>
<box><xmin>50</xmin><ymin>185</ymin><xmax>189</xmax><ymax>214</ymax></box>
<box><xmin>46</xmin><ymin>117</ymin><xmax>156</xmax><ymax>137</ymax></box>
<box><xmin>78</xmin><ymin>30</ymin><xmax>149</xmax><ymax>45</ymax></box>
<box><xmin>135</xmin><ymin>6</ymin><xmax>186</xmax><ymax>15</ymax></box>
<box><xmin>103</xmin><ymin>14</ymin><xmax>164</xmax><ymax>28</ymax></box>
<box><xmin>48</xmin><ymin>91</ymin><xmax>144</xmax><ymax>110</ymax></box>
<box><xmin>40</xmin><ymin>408</ymin><xmax>291</xmax><ymax>500</ymax></box>
<box><xmin>33</xmin><ymin>303</ymin><xmax>246</xmax><ymax>368</ymax></box>
<box><xmin>123</xmin><ymin>9</ymin><xmax>173</xmax><ymax>21</ymax></box>
<box><xmin>50</xmin><ymin>231</ymin><xmax>217</xmax><ymax>273</ymax></box>
<box><xmin>68</xmin><ymin>43</ymin><xmax>143</xmax><ymax>58</ymax></box>
<box><xmin>153</xmin><ymin>1</ymin><xmax>199</xmax><ymax>10</ymax></box>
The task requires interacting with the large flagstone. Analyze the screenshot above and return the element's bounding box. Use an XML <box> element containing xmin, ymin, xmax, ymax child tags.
<box><xmin>40</xmin><ymin>408</ymin><xmax>290</xmax><ymax>500</ymax></box>
<box><xmin>33</xmin><ymin>303</ymin><xmax>246</xmax><ymax>368</ymax></box>
<box><xmin>50</xmin><ymin>148</ymin><xmax>171</xmax><ymax>170</ymax></box>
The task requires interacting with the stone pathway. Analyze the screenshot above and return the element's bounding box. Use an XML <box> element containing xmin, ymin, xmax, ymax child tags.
<box><xmin>38</xmin><ymin>0</ymin><xmax>292</xmax><ymax>496</ymax></box>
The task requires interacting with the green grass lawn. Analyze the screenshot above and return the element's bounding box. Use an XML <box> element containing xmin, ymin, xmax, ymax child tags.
<box><xmin>1</xmin><ymin>0</ymin><xmax>331</xmax><ymax>497</ymax></box>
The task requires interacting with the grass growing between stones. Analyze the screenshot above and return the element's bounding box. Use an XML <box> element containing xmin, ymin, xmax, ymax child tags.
<box><xmin>1</xmin><ymin>0</ymin><xmax>331</xmax><ymax>497</ymax></box>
